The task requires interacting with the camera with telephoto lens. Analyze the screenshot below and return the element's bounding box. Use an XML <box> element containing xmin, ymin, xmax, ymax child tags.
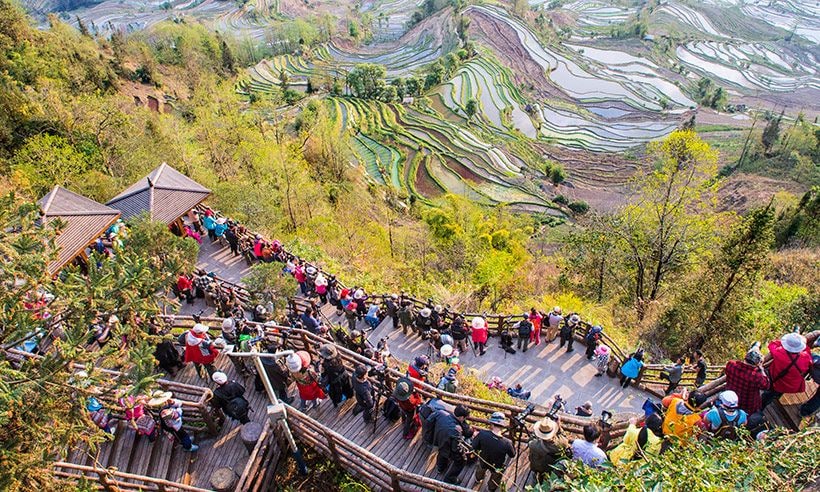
<box><xmin>514</xmin><ymin>403</ymin><xmax>536</xmax><ymax>426</ymax></box>
<box><xmin>599</xmin><ymin>410</ymin><xmax>613</xmax><ymax>430</ymax></box>
<box><xmin>546</xmin><ymin>395</ymin><xmax>566</xmax><ymax>420</ymax></box>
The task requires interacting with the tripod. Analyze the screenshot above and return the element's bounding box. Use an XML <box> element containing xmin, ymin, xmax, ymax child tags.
<box><xmin>511</xmin><ymin>416</ymin><xmax>532</xmax><ymax>485</ymax></box>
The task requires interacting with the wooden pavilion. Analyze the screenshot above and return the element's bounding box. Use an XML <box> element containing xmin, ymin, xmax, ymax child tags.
<box><xmin>38</xmin><ymin>186</ymin><xmax>121</xmax><ymax>275</ymax></box>
<box><xmin>106</xmin><ymin>163</ymin><xmax>211</xmax><ymax>226</ymax></box>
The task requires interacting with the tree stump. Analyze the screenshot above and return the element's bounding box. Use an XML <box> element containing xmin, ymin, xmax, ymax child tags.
<box><xmin>240</xmin><ymin>422</ymin><xmax>263</xmax><ymax>454</ymax></box>
<box><xmin>209</xmin><ymin>467</ymin><xmax>236</xmax><ymax>492</ymax></box>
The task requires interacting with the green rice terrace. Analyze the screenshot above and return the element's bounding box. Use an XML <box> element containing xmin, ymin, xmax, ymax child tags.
<box><xmin>25</xmin><ymin>0</ymin><xmax>819</xmax><ymax>213</ymax></box>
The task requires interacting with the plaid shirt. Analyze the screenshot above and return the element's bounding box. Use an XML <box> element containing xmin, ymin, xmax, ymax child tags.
<box><xmin>725</xmin><ymin>360</ymin><xmax>769</xmax><ymax>414</ymax></box>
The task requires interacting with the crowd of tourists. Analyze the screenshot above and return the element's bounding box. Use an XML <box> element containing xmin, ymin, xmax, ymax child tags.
<box><xmin>71</xmin><ymin>206</ymin><xmax>819</xmax><ymax>487</ymax></box>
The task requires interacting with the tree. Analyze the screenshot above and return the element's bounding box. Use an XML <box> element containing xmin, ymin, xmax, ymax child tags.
<box><xmin>761</xmin><ymin>110</ymin><xmax>784</xmax><ymax>155</ymax></box>
<box><xmin>10</xmin><ymin>134</ymin><xmax>99</xmax><ymax>198</ymax></box>
<box><xmin>219</xmin><ymin>38</ymin><xmax>236</xmax><ymax>75</ymax></box>
<box><xmin>346</xmin><ymin>63</ymin><xmax>387</xmax><ymax>99</ymax></box>
<box><xmin>279</xmin><ymin>68</ymin><xmax>289</xmax><ymax>91</ymax></box>
<box><xmin>602</xmin><ymin>131</ymin><xmax>719</xmax><ymax>317</ymax></box>
<box><xmin>549</xmin><ymin>165</ymin><xmax>566</xmax><ymax>185</ymax></box>
<box><xmin>0</xmin><ymin>195</ymin><xmax>182</xmax><ymax>490</ymax></box>
<box><xmin>513</xmin><ymin>0</ymin><xmax>529</xmax><ymax>17</ymax></box>
<box><xmin>465</xmin><ymin>98</ymin><xmax>478</xmax><ymax>122</ymax></box>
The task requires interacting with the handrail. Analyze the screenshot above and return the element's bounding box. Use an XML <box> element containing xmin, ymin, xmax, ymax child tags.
<box><xmin>163</xmin><ymin>315</ymin><xmax>631</xmax><ymax>444</ymax></box>
<box><xmin>286</xmin><ymin>404</ymin><xmax>474</xmax><ymax>492</ymax></box>
<box><xmin>53</xmin><ymin>462</ymin><xmax>212</xmax><ymax>491</ymax></box>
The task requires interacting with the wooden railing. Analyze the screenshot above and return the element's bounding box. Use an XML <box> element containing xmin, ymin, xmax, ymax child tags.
<box><xmin>286</xmin><ymin>404</ymin><xmax>473</xmax><ymax>492</ymax></box>
<box><xmin>164</xmin><ymin>315</ymin><xmax>631</xmax><ymax>445</ymax></box>
<box><xmin>235</xmin><ymin>420</ymin><xmax>287</xmax><ymax>492</ymax></box>
<box><xmin>3</xmin><ymin>348</ymin><xmax>222</xmax><ymax>436</ymax></box>
<box><xmin>53</xmin><ymin>462</ymin><xmax>212</xmax><ymax>491</ymax></box>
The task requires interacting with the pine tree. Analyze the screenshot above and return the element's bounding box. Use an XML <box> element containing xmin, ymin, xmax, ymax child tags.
<box><xmin>761</xmin><ymin>109</ymin><xmax>784</xmax><ymax>155</ymax></box>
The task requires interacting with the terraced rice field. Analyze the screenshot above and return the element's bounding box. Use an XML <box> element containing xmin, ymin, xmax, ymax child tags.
<box><xmin>64</xmin><ymin>0</ymin><xmax>278</xmax><ymax>37</ymax></box>
<box><xmin>558</xmin><ymin>0</ymin><xmax>638</xmax><ymax>27</ymax></box>
<box><xmin>438</xmin><ymin>58</ymin><xmax>538</xmax><ymax>137</ymax></box>
<box><xmin>742</xmin><ymin>0</ymin><xmax>820</xmax><ymax>44</ymax></box>
<box><xmin>676</xmin><ymin>41</ymin><xmax>819</xmax><ymax>92</ymax></box>
<box><xmin>655</xmin><ymin>3</ymin><xmax>724</xmax><ymax>37</ymax></box>
<box><xmin>329</xmin><ymin>97</ymin><xmax>560</xmax><ymax>214</ymax></box>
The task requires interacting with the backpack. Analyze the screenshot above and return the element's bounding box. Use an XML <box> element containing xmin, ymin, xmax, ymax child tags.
<box><xmin>225</xmin><ymin>397</ymin><xmax>250</xmax><ymax>421</ymax></box>
<box><xmin>135</xmin><ymin>414</ymin><xmax>157</xmax><ymax>437</ymax></box>
<box><xmin>714</xmin><ymin>408</ymin><xmax>740</xmax><ymax>440</ymax></box>
<box><xmin>382</xmin><ymin>396</ymin><xmax>401</xmax><ymax>422</ymax></box>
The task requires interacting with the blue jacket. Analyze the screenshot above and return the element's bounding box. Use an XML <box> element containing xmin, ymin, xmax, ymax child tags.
<box><xmin>621</xmin><ymin>357</ymin><xmax>644</xmax><ymax>379</ymax></box>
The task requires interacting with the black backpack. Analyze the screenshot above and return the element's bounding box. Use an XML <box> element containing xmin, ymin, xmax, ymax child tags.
<box><xmin>382</xmin><ymin>396</ymin><xmax>401</xmax><ymax>422</ymax></box>
<box><xmin>714</xmin><ymin>408</ymin><xmax>740</xmax><ymax>440</ymax></box>
<box><xmin>225</xmin><ymin>396</ymin><xmax>250</xmax><ymax>421</ymax></box>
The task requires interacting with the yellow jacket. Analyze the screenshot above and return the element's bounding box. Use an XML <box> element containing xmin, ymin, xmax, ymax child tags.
<box><xmin>609</xmin><ymin>424</ymin><xmax>662</xmax><ymax>467</ymax></box>
<box><xmin>662</xmin><ymin>397</ymin><xmax>701</xmax><ymax>440</ymax></box>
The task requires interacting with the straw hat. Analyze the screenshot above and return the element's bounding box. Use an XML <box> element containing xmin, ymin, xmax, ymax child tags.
<box><xmin>533</xmin><ymin>417</ymin><xmax>559</xmax><ymax>440</ymax></box>
<box><xmin>148</xmin><ymin>390</ymin><xmax>173</xmax><ymax>407</ymax></box>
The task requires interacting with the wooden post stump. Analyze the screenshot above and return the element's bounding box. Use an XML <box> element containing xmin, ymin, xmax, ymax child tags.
<box><xmin>209</xmin><ymin>467</ymin><xmax>237</xmax><ymax>492</ymax></box>
<box><xmin>241</xmin><ymin>422</ymin><xmax>263</xmax><ymax>454</ymax></box>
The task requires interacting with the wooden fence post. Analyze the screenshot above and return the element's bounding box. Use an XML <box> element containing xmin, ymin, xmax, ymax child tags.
<box><xmin>323</xmin><ymin>429</ymin><xmax>340</xmax><ymax>462</ymax></box>
<box><xmin>199</xmin><ymin>395</ymin><xmax>221</xmax><ymax>436</ymax></box>
<box><xmin>390</xmin><ymin>470</ymin><xmax>402</xmax><ymax>492</ymax></box>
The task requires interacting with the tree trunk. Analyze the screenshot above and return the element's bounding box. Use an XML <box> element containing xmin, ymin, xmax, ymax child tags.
<box><xmin>596</xmin><ymin>255</ymin><xmax>605</xmax><ymax>302</ymax></box>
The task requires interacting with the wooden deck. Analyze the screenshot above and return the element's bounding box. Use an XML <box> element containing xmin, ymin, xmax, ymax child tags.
<box><xmin>60</xmin><ymin>350</ymin><xmax>270</xmax><ymax>490</ymax></box>
<box><xmin>299</xmin><ymin>378</ymin><xmax>536</xmax><ymax>490</ymax></box>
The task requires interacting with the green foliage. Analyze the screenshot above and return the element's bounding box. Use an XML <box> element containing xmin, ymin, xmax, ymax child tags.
<box><xmin>776</xmin><ymin>188</ymin><xmax>820</xmax><ymax>247</ymax></box>
<box><xmin>9</xmin><ymin>134</ymin><xmax>101</xmax><ymax>198</ymax></box>
<box><xmin>695</xmin><ymin>78</ymin><xmax>727</xmax><ymax>110</ymax></box>
<box><xmin>242</xmin><ymin>262</ymin><xmax>292</xmax><ymax>315</ymax></box>
<box><xmin>549</xmin><ymin>165</ymin><xmax>566</xmax><ymax>185</ymax></box>
<box><xmin>0</xmin><ymin>195</ymin><xmax>178</xmax><ymax>490</ymax></box>
<box><xmin>761</xmin><ymin>110</ymin><xmax>784</xmax><ymax>155</ymax></box>
<box><xmin>567</xmin><ymin>200</ymin><xmax>588</xmax><ymax>214</ymax></box>
<box><xmin>126</xmin><ymin>214</ymin><xmax>199</xmax><ymax>274</ymax></box>
<box><xmin>539</xmin><ymin>428</ymin><xmax>820</xmax><ymax>491</ymax></box>
<box><xmin>464</xmin><ymin>98</ymin><xmax>478</xmax><ymax>121</ymax></box>
<box><xmin>346</xmin><ymin>63</ymin><xmax>387</xmax><ymax>100</ymax></box>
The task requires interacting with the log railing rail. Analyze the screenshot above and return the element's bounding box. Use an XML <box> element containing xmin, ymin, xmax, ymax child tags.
<box><xmin>234</xmin><ymin>420</ymin><xmax>286</xmax><ymax>492</ymax></box>
<box><xmin>53</xmin><ymin>462</ymin><xmax>212</xmax><ymax>492</ymax></box>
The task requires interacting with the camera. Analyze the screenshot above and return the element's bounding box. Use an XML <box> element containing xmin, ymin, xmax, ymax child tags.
<box><xmin>514</xmin><ymin>403</ymin><xmax>536</xmax><ymax>425</ymax></box>
<box><xmin>599</xmin><ymin>410</ymin><xmax>613</xmax><ymax>429</ymax></box>
<box><xmin>546</xmin><ymin>395</ymin><xmax>566</xmax><ymax>420</ymax></box>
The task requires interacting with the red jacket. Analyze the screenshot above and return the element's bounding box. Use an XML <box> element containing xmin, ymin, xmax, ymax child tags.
<box><xmin>471</xmin><ymin>323</ymin><xmax>488</xmax><ymax>344</ymax></box>
<box><xmin>177</xmin><ymin>275</ymin><xmax>192</xmax><ymax>292</ymax></box>
<box><xmin>184</xmin><ymin>331</ymin><xmax>219</xmax><ymax>365</ymax></box>
<box><xmin>767</xmin><ymin>340</ymin><xmax>812</xmax><ymax>394</ymax></box>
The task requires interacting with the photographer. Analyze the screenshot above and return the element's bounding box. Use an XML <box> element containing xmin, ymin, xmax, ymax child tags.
<box><xmin>352</xmin><ymin>364</ymin><xmax>375</xmax><ymax>423</ymax></box>
<box><xmin>471</xmin><ymin>316</ymin><xmax>489</xmax><ymax>356</ymax></box>
<box><xmin>529</xmin><ymin>416</ymin><xmax>568</xmax><ymax>485</ymax></box>
<box><xmin>433</xmin><ymin>404</ymin><xmax>472</xmax><ymax>486</ymax></box>
<box><xmin>473</xmin><ymin>412</ymin><xmax>515</xmax><ymax>492</ymax></box>
<box><xmin>407</xmin><ymin>355</ymin><xmax>430</xmax><ymax>389</ymax></box>
<box><xmin>211</xmin><ymin>372</ymin><xmax>250</xmax><ymax>424</ymax></box>
<box><xmin>319</xmin><ymin>344</ymin><xmax>353</xmax><ymax>409</ymax></box>
<box><xmin>254</xmin><ymin>339</ymin><xmax>293</xmax><ymax>404</ymax></box>
<box><xmin>415</xmin><ymin>307</ymin><xmax>434</xmax><ymax>339</ymax></box>
<box><xmin>559</xmin><ymin>314</ymin><xmax>580</xmax><ymax>353</ymax></box>
<box><xmin>450</xmin><ymin>316</ymin><xmax>469</xmax><ymax>354</ymax></box>
<box><xmin>398</xmin><ymin>299</ymin><xmax>414</xmax><ymax>335</ymax></box>
<box><xmin>385</xmin><ymin>294</ymin><xmax>400</xmax><ymax>331</ymax></box>
<box><xmin>393</xmin><ymin>377</ymin><xmax>423</xmax><ymax>440</ymax></box>
<box><xmin>516</xmin><ymin>314</ymin><xmax>533</xmax><ymax>353</ymax></box>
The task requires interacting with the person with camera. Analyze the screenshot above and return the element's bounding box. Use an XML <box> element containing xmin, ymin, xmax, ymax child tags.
<box><xmin>254</xmin><ymin>339</ymin><xmax>293</xmax><ymax>404</ymax></box>
<box><xmin>571</xmin><ymin>424</ymin><xmax>608</xmax><ymax>468</ymax></box>
<box><xmin>609</xmin><ymin>414</ymin><xmax>664</xmax><ymax>467</ymax></box>
<box><xmin>724</xmin><ymin>344</ymin><xmax>769</xmax><ymax>414</ymax></box>
<box><xmin>761</xmin><ymin>332</ymin><xmax>812</xmax><ymax>409</ymax></box>
<box><xmin>661</xmin><ymin>389</ymin><xmax>707</xmax><ymax>442</ymax></box>
<box><xmin>407</xmin><ymin>355</ymin><xmax>430</xmax><ymax>389</ymax></box>
<box><xmin>516</xmin><ymin>314</ymin><xmax>533</xmax><ymax>353</ymax></box>
<box><xmin>398</xmin><ymin>299</ymin><xmax>414</xmax><ymax>335</ymax></box>
<box><xmin>450</xmin><ymin>315</ymin><xmax>469</xmax><ymax>354</ymax></box>
<box><xmin>619</xmin><ymin>348</ymin><xmax>645</xmax><ymax>389</ymax></box>
<box><xmin>559</xmin><ymin>314</ymin><xmax>580</xmax><ymax>353</ymax></box>
<box><xmin>529</xmin><ymin>416</ymin><xmax>568</xmax><ymax>484</ymax></box>
<box><xmin>433</xmin><ymin>404</ymin><xmax>473</xmax><ymax>486</ymax></box>
<box><xmin>415</xmin><ymin>307</ymin><xmax>434</xmax><ymax>339</ymax></box>
<box><xmin>183</xmin><ymin>323</ymin><xmax>222</xmax><ymax>379</ymax></box>
<box><xmin>385</xmin><ymin>294</ymin><xmax>400</xmax><ymax>331</ymax></box>
<box><xmin>352</xmin><ymin>364</ymin><xmax>376</xmax><ymax>423</ymax></box>
<box><xmin>472</xmin><ymin>412</ymin><xmax>515</xmax><ymax>491</ymax></box>
<box><xmin>545</xmin><ymin>306</ymin><xmax>563</xmax><ymax>344</ymax></box>
<box><xmin>319</xmin><ymin>344</ymin><xmax>353</xmax><ymax>409</ymax></box>
<box><xmin>393</xmin><ymin>377</ymin><xmax>423</xmax><ymax>439</ymax></box>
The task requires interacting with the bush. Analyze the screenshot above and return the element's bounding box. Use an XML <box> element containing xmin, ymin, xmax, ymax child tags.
<box><xmin>568</xmin><ymin>201</ymin><xmax>589</xmax><ymax>214</ymax></box>
<box><xmin>552</xmin><ymin>194</ymin><xmax>569</xmax><ymax>205</ymax></box>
